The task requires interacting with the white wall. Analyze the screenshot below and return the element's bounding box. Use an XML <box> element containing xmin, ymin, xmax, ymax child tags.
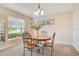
<box><xmin>73</xmin><ymin>4</ymin><xmax>79</xmax><ymax>52</ymax></box>
<box><xmin>33</xmin><ymin>12</ymin><xmax>73</xmax><ymax>45</ymax></box>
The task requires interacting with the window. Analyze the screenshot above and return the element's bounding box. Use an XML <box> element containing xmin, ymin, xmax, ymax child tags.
<box><xmin>8</xmin><ymin>16</ymin><xmax>25</xmax><ymax>39</ymax></box>
<box><xmin>0</xmin><ymin>16</ymin><xmax>5</xmax><ymax>42</ymax></box>
<box><xmin>0</xmin><ymin>18</ymin><xmax>4</xmax><ymax>33</ymax></box>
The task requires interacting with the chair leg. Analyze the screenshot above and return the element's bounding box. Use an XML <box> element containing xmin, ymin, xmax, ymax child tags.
<box><xmin>46</xmin><ymin>47</ymin><xmax>47</xmax><ymax>50</ymax></box>
<box><xmin>51</xmin><ymin>46</ymin><xmax>54</xmax><ymax>56</ymax></box>
<box><xmin>42</xmin><ymin>47</ymin><xmax>45</xmax><ymax>55</ymax></box>
<box><xmin>51</xmin><ymin>47</ymin><xmax>52</xmax><ymax>56</ymax></box>
<box><xmin>23</xmin><ymin>48</ymin><xmax>25</xmax><ymax>56</ymax></box>
<box><xmin>31</xmin><ymin>49</ymin><xmax>32</xmax><ymax>56</ymax></box>
<box><xmin>53</xmin><ymin>46</ymin><xmax>54</xmax><ymax>55</ymax></box>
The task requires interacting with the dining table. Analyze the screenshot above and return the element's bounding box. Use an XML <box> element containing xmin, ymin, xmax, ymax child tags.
<box><xmin>32</xmin><ymin>36</ymin><xmax>50</xmax><ymax>41</ymax></box>
<box><xmin>31</xmin><ymin>36</ymin><xmax>51</xmax><ymax>53</ymax></box>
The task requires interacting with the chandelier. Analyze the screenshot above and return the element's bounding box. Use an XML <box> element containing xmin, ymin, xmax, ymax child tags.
<box><xmin>34</xmin><ymin>3</ymin><xmax>44</xmax><ymax>16</ymax></box>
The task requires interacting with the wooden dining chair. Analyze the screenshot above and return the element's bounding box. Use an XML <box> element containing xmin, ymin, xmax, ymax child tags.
<box><xmin>41</xmin><ymin>31</ymin><xmax>48</xmax><ymax>37</ymax></box>
<box><xmin>42</xmin><ymin>32</ymin><xmax>56</xmax><ymax>56</ymax></box>
<box><xmin>22</xmin><ymin>31</ymin><xmax>37</xmax><ymax>56</ymax></box>
<box><xmin>41</xmin><ymin>31</ymin><xmax>48</xmax><ymax>44</ymax></box>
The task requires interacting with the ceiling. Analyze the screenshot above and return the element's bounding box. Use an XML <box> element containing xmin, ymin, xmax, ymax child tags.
<box><xmin>0</xmin><ymin>3</ymin><xmax>75</xmax><ymax>17</ymax></box>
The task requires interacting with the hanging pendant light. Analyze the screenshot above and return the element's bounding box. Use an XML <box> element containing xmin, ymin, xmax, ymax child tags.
<box><xmin>34</xmin><ymin>3</ymin><xmax>44</xmax><ymax>16</ymax></box>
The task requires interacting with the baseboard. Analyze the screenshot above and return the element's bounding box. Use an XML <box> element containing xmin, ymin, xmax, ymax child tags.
<box><xmin>73</xmin><ymin>44</ymin><xmax>79</xmax><ymax>52</ymax></box>
<box><xmin>55</xmin><ymin>42</ymin><xmax>72</xmax><ymax>46</ymax></box>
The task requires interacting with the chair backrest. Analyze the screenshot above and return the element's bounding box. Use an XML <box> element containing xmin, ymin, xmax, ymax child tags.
<box><xmin>22</xmin><ymin>31</ymin><xmax>32</xmax><ymax>45</ymax></box>
<box><xmin>52</xmin><ymin>32</ymin><xmax>56</xmax><ymax>43</ymax></box>
<box><xmin>41</xmin><ymin>31</ymin><xmax>48</xmax><ymax>37</ymax></box>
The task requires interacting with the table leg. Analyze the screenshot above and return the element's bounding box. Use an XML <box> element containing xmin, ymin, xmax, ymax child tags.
<box><xmin>37</xmin><ymin>41</ymin><xmax>40</xmax><ymax>53</ymax></box>
<box><xmin>37</xmin><ymin>48</ymin><xmax>40</xmax><ymax>53</ymax></box>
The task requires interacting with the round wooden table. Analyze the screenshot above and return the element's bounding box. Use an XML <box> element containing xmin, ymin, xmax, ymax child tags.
<box><xmin>32</xmin><ymin>36</ymin><xmax>50</xmax><ymax>41</ymax></box>
<box><xmin>32</xmin><ymin>36</ymin><xmax>51</xmax><ymax>53</ymax></box>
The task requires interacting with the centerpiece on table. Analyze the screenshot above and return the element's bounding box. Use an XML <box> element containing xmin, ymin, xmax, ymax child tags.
<box><xmin>31</xmin><ymin>23</ymin><xmax>44</xmax><ymax>37</ymax></box>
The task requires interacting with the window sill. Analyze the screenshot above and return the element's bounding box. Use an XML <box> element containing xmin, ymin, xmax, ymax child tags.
<box><xmin>8</xmin><ymin>37</ymin><xmax>22</xmax><ymax>41</ymax></box>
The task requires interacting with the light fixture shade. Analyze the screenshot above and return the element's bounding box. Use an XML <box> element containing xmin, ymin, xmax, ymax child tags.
<box><xmin>37</xmin><ymin>9</ymin><xmax>40</xmax><ymax>13</ymax></box>
<box><xmin>34</xmin><ymin>11</ymin><xmax>38</xmax><ymax>15</ymax></box>
<box><xmin>40</xmin><ymin>9</ymin><xmax>44</xmax><ymax>15</ymax></box>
